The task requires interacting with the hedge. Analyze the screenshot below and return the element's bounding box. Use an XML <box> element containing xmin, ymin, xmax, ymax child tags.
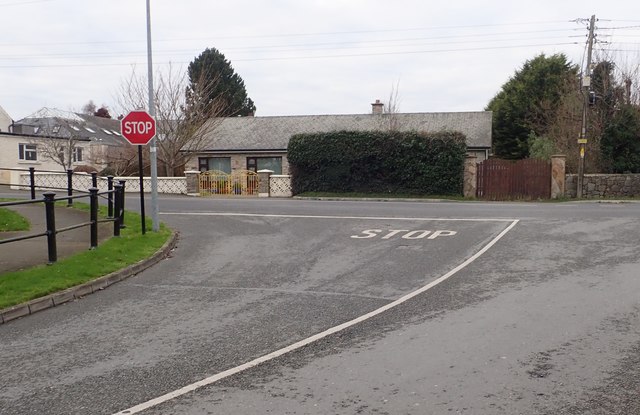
<box><xmin>288</xmin><ymin>130</ymin><xmax>467</xmax><ymax>195</ymax></box>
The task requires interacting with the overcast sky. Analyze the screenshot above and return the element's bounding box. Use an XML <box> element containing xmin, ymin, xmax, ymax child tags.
<box><xmin>1</xmin><ymin>0</ymin><xmax>639</xmax><ymax>120</ymax></box>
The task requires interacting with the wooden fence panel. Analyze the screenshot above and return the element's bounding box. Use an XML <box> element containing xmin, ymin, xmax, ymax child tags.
<box><xmin>477</xmin><ymin>159</ymin><xmax>550</xmax><ymax>200</ymax></box>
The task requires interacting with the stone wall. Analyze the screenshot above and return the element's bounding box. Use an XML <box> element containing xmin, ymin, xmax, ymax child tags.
<box><xmin>566</xmin><ymin>174</ymin><xmax>640</xmax><ymax>198</ymax></box>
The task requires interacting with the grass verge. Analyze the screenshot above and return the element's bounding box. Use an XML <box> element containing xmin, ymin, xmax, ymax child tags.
<box><xmin>0</xmin><ymin>207</ymin><xmax>30</xmax><ymax>232</ymax></box>
<box><xmin>0</xmin><ymin>207</ymin><xmax>172</xmax><ymax>310</ymax></box>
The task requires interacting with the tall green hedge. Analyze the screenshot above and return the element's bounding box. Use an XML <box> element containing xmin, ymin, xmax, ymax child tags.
<box><xmin>287</xmin><ymin>130</ymin><xmax>467</xmax><ymax>195</ymax></box>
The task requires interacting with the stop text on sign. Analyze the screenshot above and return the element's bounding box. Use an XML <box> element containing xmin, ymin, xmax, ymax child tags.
<box><xmin>351</xmin><ymin>229</ymin><xmax>457</xmax><ymax>240</ymax></box>
<box><xmin>123</xmin><ymin>121</ymin><xmax>154</xmax><ymax>136</ymax></box>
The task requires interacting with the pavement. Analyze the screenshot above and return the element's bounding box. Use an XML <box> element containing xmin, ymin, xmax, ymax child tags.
<box><xmin>0</xmin><ymin>200</ymin><xmax>113</xmax><ymax>274</ymax></box>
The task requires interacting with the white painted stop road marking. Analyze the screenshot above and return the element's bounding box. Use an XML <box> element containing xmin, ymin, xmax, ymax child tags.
<box><xmin>351</xmin><ymin>229</ymin><xmax>457</xmax><ymax>239</ymax></box>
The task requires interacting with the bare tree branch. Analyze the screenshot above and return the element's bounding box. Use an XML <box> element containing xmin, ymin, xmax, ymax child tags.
<box><xmin>114</xmin><ymin>63</ymin><xmax>228</xmax><ymax>176</ymax></box>
<box><xmin>88</xmin><ymin>144</ymin><xmax>141</xmax><ymax>176</ymax></box>
<box><xmin>29</xmin><ymin>117</ymin><xmax>87</xmax><ymax>171</ymax></box>
<box><xmin>376</xmin><ymin>80</ymin><xmax>402</xmax><ymax>131</ymax></box>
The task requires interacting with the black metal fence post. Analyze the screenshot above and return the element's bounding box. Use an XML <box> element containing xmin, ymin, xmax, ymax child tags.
<box><xmin>113</xmin><ymin>184</ymin><xmax>122</xmax><ymax>237</ymax></box>
<box><xmin>119</xmin><ymin>180</ymin><xmax>126</xmax><ymax>228</ymax></box>
<box><xmin>29</xmin><ymin>167</ymin><xmax>36</xmax><ymax>200</ymax></box>
<box><xmin>66</xmin><ymin>169</ymin><xmax>73</xmax><ymax>207</ymax></box>
<box><xmin>91</xmin><ymin>172</ymin><xmax>98</xmax><ymax>188</ymax></box>
<box><xmin>107</xmin><ymin>176</ymin><xmax>114</xmax><ymax>218</ymax></box>
<box><xmin>44</xmin><ymin>192</ymin><xmax>58</xmax><ymax>264</ymax></box>
<box><xmin>89</xmin><ymin>187</ymin><xmax>99</xmax><ymax>249</ymax></box>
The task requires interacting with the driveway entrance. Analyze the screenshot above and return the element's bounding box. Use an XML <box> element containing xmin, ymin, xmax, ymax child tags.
<box><xmin>199</xmin><ymin>170</ymin><xmax>259</xmax><ymax>196</ymax></box>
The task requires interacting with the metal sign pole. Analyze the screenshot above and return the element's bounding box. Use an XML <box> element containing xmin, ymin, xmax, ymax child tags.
<box><xmin>138</xmin><ymin>145</ymin><xmax>146</xmax><ymax>235</ymax></box>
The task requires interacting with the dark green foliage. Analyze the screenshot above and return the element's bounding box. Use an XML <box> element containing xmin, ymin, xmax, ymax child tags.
<box><xmin>288</xmin><ymin>131</ymin><xmax>467</xmax><ymax>195</ymax></box>
<box><xmin>601</xmin><ymin>105</ymin><xmax>640</xmax><ymax>173</ymax></box>
<box><xmin>486</xmin><ymin>53</ymin><xmax>579</xmax><ymax>159</ymax></box>
<box><xmin>188</xmin><ymin>47</ymin><xmax>256</xmax><ymax>117</ymax></box>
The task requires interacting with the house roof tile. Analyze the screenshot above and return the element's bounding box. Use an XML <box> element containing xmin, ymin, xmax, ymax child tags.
<box><xmin>14</xmin><ymin>108</ymin><xmax>127</xmax><ymax>146</ymax></box>
<box><xmin>201</xmin><ymin>111</ymin><xmax>492</xmax><ymax>151</ymax></box>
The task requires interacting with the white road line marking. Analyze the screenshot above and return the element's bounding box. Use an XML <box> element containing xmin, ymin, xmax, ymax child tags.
<box><xmin>112</xmin><ymin>219</ymin><xmax>519</xmax><ymax>415</ymax></box>
<box><xmin>159</xmin><ymin>212</ymin><xmax>517</xmax><ymax>222</ymax></box>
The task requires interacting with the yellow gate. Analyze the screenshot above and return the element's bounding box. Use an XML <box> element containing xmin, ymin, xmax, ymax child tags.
<box><xmin>199</xmin><ymin>170</ymin><xmax>259</xmax><ymax>196</ymax></box>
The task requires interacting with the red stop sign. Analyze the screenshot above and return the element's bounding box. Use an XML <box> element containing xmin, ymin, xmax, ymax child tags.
<box><xmin>121</xmin><ymin>110</ymin><xmax>156</xmax><ymax>145</ymax></box>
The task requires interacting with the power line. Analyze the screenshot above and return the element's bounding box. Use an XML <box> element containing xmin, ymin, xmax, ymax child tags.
<box><xmin>0</xmin><ymin>24</ymin><xmax>579</xmax><ymax>48</ymax></box>
<box><xmin>0</xmin><ymin>23</ymin><xmax>582</xmax><ymax>63</ymax></box>
<box><xmin>0</xmin><ymin>42</ymin><xmax>580</xmax><ymax>69</ymax></box>
<box><xmin>597</xmin><ymin>25</ymin><xmax>640</xmax><ymax>30</ymax></box>
<box><xmin>0</xmin><ymin>0</ymin><xmax>55</xmax><ymax>6</ymax></box>
<box><xmin>158</xmin><ymin>20</ymin><xmax>576</xmax><ymax>41</ymax></box>
<box><xmin>0</xmin><ymin>35</ymin><xmax>579</xmax><ymax>61</ymax></box>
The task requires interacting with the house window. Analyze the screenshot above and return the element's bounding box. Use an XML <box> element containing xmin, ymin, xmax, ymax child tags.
<box><xmin>73</xmin><ymin>147</ymin><xmax>83</xmax><ymax>162</ymax></box>
<box><xmin>247</xmin><ymin>157</ymin><xmax>282</xmax><ymax>174</ymax></box>
<box><xmin>18</xmin><ymin>143</ymin><xmax>37</xmax><ymax>161</ymax></box>
<box><xmin>198</xmin><ymin>157</ymin><xmax>231</xmax><ymax>173</ymax></box>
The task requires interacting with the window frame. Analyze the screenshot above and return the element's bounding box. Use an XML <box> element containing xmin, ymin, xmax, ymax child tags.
<box><xmin>73</xmin><ymin>146</ymin><xmax>83</xmax><ymax>163</ymax></box>
<box><xmin>198</xmin><ymin>156</ymin><xmax>232</xmax><ymax>173</ymax></box>
<box><xmin>18</xmin><ymin>143</ymin><xmax>38</xmax><ymax>161</ymax></box>
<box><xmin>246</xmin><ymin>156</ymin><xmax>282</xmax><ymax>174</ymax></box>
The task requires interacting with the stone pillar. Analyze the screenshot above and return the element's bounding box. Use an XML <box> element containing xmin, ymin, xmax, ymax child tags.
<box><xmin>550</xmin><ymin>155</ymin><xmax>566</xmax><ymax>199</ymax></box>
<box><xmin>185</xmin><ymin>171</ymin><xmax>200</xmax><ymax>196</ymax></box>
<box><xmin>463</xmin><ymin>155</ymin><xmax>478</xmax><ymax>198</ymax></box>
<box><xmin>257</xmin><ymin>169</ymin><xmax>273</xmax><ymax>198</ymax></box>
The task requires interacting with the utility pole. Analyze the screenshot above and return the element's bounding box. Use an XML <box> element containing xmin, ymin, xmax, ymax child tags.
<box><xmin>577</xmin><ymin>14</ymin><xmax>596</xmax><ymax>198</ymax></box>
<box><xmin>146</xmin><ymin>0</ymin><xmax>159</xmax><ymax>232</ymax></box>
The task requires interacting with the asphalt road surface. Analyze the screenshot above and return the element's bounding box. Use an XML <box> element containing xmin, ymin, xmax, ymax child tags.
<box><xmin>1</xmin><ymin>196</ymin><xmax>639</xmax><ymax>415</ymax></box>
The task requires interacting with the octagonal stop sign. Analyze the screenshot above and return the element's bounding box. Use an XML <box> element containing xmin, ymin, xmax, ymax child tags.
<box><xmin>121</xmin><ymin>110</ymin><xmax>156</xmax><ymax>145</ymax></box>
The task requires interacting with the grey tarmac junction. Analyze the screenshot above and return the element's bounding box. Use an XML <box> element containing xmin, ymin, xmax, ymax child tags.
<box><xmin>1</xmin><ymin>196</ymin><xmax>639</xmax><ymax>414</ymax></box>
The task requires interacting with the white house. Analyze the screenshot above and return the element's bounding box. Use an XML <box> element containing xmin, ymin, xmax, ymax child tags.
<box><xmin>0</xmin><ymin>105</ymin><xmax>12</xmax><ymax>133</ymax></box>
<box><xmin>0</xmin><ymin>108</ymin><xmax>128</xmax><ymax>187</ymax></box>
<box><xmin>0</xmin><ymin>131</ymin><xmax>94</xmax><ymax>187</ymax></box>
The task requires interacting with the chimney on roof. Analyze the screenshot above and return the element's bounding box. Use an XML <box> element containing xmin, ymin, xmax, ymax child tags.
<box><xmin>371</xmin><ymin>99</ymin><xmax>384</xmax><ymax>115</ymax></box>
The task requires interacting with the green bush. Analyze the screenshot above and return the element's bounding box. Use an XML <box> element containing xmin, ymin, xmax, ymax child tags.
<box><xmin>601</xmin><ymin>105</ymin><xmax>640</xmax><ymax>173</ymax></box>
<box><xmin>528</xmin><ymin>132</ymin><xmax>556</xmax><ymax>161</ymax></box>
<box><xmin>288</xmin><ymin>130</ymin><xmax>467</xmax><ymax>195</ymax></box>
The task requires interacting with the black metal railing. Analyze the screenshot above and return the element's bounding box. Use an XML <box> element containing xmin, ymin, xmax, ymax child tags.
<box><xmin>0</xmin><ymin>167</ymin><xmax>123</xmax><ymax>217</ymax></box>
<box><xmin>0</xmin><ymin>167</ymin><xmax>113</xmax><ymax>201</ymax></box>
<box><xmin>0</xmin><ymin>185</ymin><xmax>126</xmax><ymax>264</ymax></box>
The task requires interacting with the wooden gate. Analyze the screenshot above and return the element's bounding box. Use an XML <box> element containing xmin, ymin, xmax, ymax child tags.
<box><xmin>477</xmin><ymin>159</ymin><xmax>551</xmax><ymax>200</ymax></box>
<box><xmin>199</xmin><ymin>170</ymin><xmax>259</xmax><ymax>196</ymax></box>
